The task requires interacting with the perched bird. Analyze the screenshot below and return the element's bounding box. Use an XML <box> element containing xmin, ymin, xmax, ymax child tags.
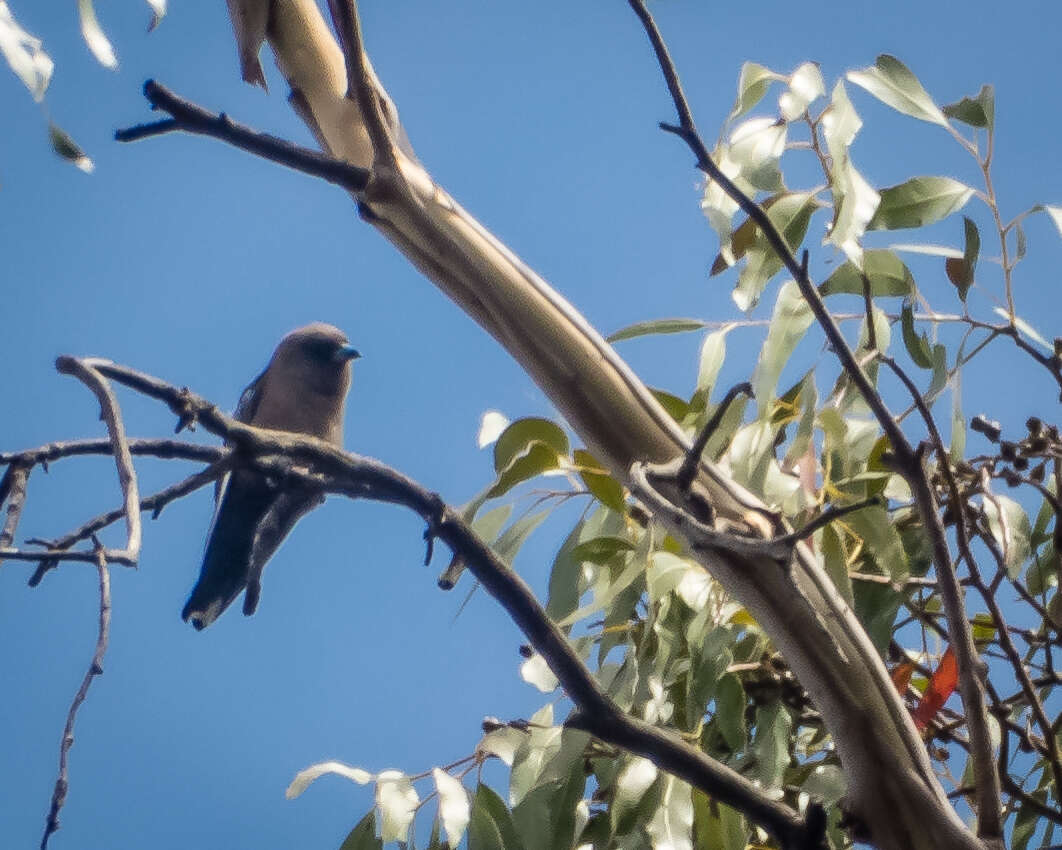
<box><xmin>181</xmin><ymin>323</ymin><xmax>361</xmax><ymax>630</ymax></box>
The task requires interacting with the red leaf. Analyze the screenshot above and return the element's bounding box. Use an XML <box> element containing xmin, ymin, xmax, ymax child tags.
<box><xmin>890</xmin><ymin>661</ymin><xmax>915</xmax><ymax>695</ymax></box>
<box><xmin>912</xmin><ymin>646</ymin><xmax>958</xmax><ymax>730</ymax></box>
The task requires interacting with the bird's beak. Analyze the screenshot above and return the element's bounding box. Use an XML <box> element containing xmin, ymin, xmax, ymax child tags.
<box><xmin>334</xmin><ymin>344</ymin><xmax>361</xmax><ymax>362</ymax></box>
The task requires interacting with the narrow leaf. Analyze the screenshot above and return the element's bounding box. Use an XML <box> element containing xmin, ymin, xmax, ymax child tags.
<box><xmin>287</xmin><ymin>761</ymin><xmax>372</xmax><ymax>799</ymax></box>
<box><xmin>77</xmin><ymin>0</ymin><xmax>117</xmax><ymax>68</ymax></box>
<box><xmin>901</xmin><ymin>301</ymin><xmax>934</xmax><ymax>368</ymax></box>
<box><xmin>868</xmin><ymin>177</ymin><xmax>973</xmax><ymax>230</ymax></box>
<box><xmin>48</xmin><ymin>123</ymin><xmax>94</xmax><ymax>173</ymax></box>
<box><xmin>729</xmin><ymin>62</ymin><xmax>781</xmax><ymax>120</ymax></box>
<box><xmin>846</xmin><ymin>55</ymin><xmax>947</xmax><ymax>126</ymax></box>
<box><xmin>375</xmin><ymin>772</ymin><xmax>419</xmax><ymax>845</ymax></box>
<box><xmin>339</xmin><ymin>811</ymin><xmax>382</xmax><ymax>850</ymax></box>
<box><xmin>607</xmin><ymin>318</ymin><xmax>705</xmax><ymax>343</ymax></box>
<box><xmin>912</xmin><ymin>647</ymin><xmax>958</xmax><ymax>729</ymax></box>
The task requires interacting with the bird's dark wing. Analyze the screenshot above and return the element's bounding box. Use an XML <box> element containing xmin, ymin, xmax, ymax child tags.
<box><xmin>234</xmin><ymin>367</ymin><xmax>267</xmax><ymax>424</ymax></box>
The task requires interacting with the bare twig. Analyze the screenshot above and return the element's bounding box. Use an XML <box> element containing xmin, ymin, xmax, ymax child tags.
<box><xmin>676</xmin><ymin>382</ymin><xmax>753</xmax><ymax>492</ymax></box>
<box><xmin>55</xmin><ymin>358</ymin><xmax>142</xmax><ymax>564</ymax></box>
<box><xmin>24</xmin><ymin>458</ymin><xmax>227</xmax><ymax>585</ymax></box>
<box><xmin>116</xmin><ymin>81</ymin><xmax>369</xmax><ymax>193</ymax></box>
<box><xmin>40</xmin><ymin>546</ymin><xmax>111</xmax><ymax>850</ymax></box>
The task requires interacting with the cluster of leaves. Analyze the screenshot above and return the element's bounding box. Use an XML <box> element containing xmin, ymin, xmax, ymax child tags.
<box><xmin>296</xmin><ymin>57</ymin><xmax>1061</xmax><ymax>849</ymax></box>
<box><xmin>0</xmin><ymin>0</ymin><xmax>164</xmax><ymax>173</ymax></box>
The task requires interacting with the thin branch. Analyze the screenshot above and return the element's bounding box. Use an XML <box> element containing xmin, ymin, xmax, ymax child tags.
<box><xmin>116</xmin><ymin>81</ymin><xmax>369</xmax><ymax>193</ymax></box>
<box><xmin>677</xmin><ymin>382</ymin><xmax>753</xmax><ymax>492</ymax></box>
<box><xmin>55</xmin><ymin>358</ymin><xmax>142</xmax><ymax>564</ymax></box>
<box><xmin>40</xmin><ymin>546</ymin><xmax>111</xmax><ymax>850</ymax></box>
<box><xmin>24</xmin><ymin>458</ymin><xmax>228</xmax><ymax>585</ymax></box>
<box><xmin>0</xmin><ymin>437</ymin><xmax>221</xmax><ymax>468</ymax></box>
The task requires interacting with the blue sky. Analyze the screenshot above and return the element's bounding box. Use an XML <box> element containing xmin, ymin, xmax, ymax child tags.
<box><xmin>2</xmin><ymin>1</ymin><xmax>1061</xmax><ymax>847</ymax></box>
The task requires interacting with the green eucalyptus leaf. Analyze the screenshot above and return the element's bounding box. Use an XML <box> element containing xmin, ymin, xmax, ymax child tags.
<box><xmin>714</xmin><ymin>674</ymin><xmax>747</xmax><ymax>752</ymax></box>
<box><xmin>983</xmin><ymin>494</ymin><xmax>1033</xmax><ymax>579</ymax></box>
<box><xmin>729</xmin><ymin>61</ymin><xmax>781</xmax><ymax>120</ymax></box>
<box><xmin>695</xmin><ymin>328</ymin><xmax>730</xmax><ymax>401</ymax></box>
<box><xmin>468</xmin><ymin>783</ymin><xmax>523</xmax><ymax>850</ymax></box>
<box><xmin>752</xmin><ymin>280</ymin><xmax>814</xmax><ymax>415</ymax></box>
<box><xmin>942</xmin><ymin>84</ymin><xmax>994</xmax><ymax>131</ymax></box>
<box><xmin>611</xmin><ymin>758</ymin><xmax>662</xmax><ymax>837</ymax></box>
<box><xmin>651</xmin><ymin>388</ymin><xmax>690</xmax><ymax>423</ymax></box>
<box><xmin>945</xmin><ymin>216</ymin><xmax>980</xmax><ymax>301</ymax></box>
<box><xmin>693</xmin><ymin>790</ymin><xmax>747</xmax><ymax>850</ymax></box>
<box><xmin>752</xmin><ymin>701</ymin><xmax>792</xmax><ymax>789</ymax></box>
<box><xmin>339</xmin><ymin>810</ymin><xmax>382</xmax><ymax>850</ymax></box>
<box><xmin>570</xmin><ymin>535</ymin><xmax>635</xmax><ymax>564</ymax></box>
<box><xmin>493</xmin><ymin>419</ymin><xmax>569</xmax><ymax>473</ymax></box>
<box><xmin>846</xmin><ymin>55</ymin><xmax>948</xmax><ymax>126</ymax></box>
<box><xmin>901</xmin><ymin>301</ymin><xmax>934</xmax><ymax>369</ymax></box>
<box><xmin>48</xmin><ymin>123</ymin><xmax>94</xmax><ymax>173</ymax></box>
<box><xmin>493</xmin><ymin>509</ymin><xmax>551</xmax><ymax>564</ymax></box>
<box><xmin>572</xmin><ymin>449</ymin><xmax>626</xmax><ymax>513</ymax></box>
<box><xmin>820</xmin><ymin>250</ymin><xmax>915</xmax><ymax>297</ymax></box>
<box><xmin>868</xmin><ymin>177</ymin><xmax>973</xmax><ymax>230</ymax></box>
<box><xmin>607</xmin><ymin>318</ymin><xmax>705</xmax><ymax>343</ymax></box>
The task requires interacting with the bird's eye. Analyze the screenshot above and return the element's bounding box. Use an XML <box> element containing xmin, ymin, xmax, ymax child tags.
<box><xmin>302</xmin><ymin>338</ymin><xmax>337</xmax><ymax>361</ymax></box>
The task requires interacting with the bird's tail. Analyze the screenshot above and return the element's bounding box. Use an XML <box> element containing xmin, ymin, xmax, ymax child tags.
<box><xmin>181</xmin><ymin>477</ymin><xmax>275</xmax><ymax>630</ymax></box>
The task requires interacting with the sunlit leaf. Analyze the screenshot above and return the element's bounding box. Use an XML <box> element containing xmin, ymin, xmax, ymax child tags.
<box><xmin>779</xmin><ymin>61</ymin><xmax>825</xmax><ymax>121</ymax></box>
<box><xmin>890</xmin><ymin>242</ymin><xmax>962</xmax><ymax>258</ymax></box>
<box><xmin>942</xmin><ymin>84</ymin><xmax>994</xmax><ymax>131</ymax></box>
<box><xmin>711</xmin><ymin>192</ymin><xmax>819</xmax><ymax>278</ymax></box>
<box><xmin>819</xmin><ymin>250</ymin><xmax>914</xmax><ymax>297</ymax></box>
<box><xmin>728</xmin><ymin>117</ymin><xmax>787</xmax><ymax>191</ymax></box>
<box><xmin>1044</xmin><ymin>205</ymin><xmax>1062</xmax><ymax>238</ymax></box>
<box><xmin>983</xmin><ymin>494</ymin><xmax>1032</xmax><ymax>579</ymax></box>
<box><xmin>477</xmin><ymin>727</ymin><xmax>527</xmax><ymax>767</ymax></box>
<box><xmin>611</xmin><ymin>757</ymin><xmax>660</xmax><ymax>836</ymax></box>
<box><xmin>752</xmin><ymin>281</ymin><xmax>814</xmax><ymax>415</ymax></box>
<box><xmin>520</xmin><ymin>652</ymin><xmax>558</xmax><ymax>693</ymax></box>
<box><xmin>695</xmin><ymin>328</ymin><xmax>730</xmax><ymax>401</ymax></box>
<box><xmin>144</xmin><ymin>0</ymin><xmax>166</xmax><ymax>30</ymax></box>
<box><xmin>433</xmin><ymin>768</ymin><xmax>471</xmax><ymax>846</ymax></box>
<box><xmin>375</xmin><ymin>772</ymin><xmax>419</xmax><ymax>844</ymax></box>
<box><xmin>729</xmin><ymin>61</ymin><xmax>782</xmax><ymax>120</ymax></box>
<box><xmin>991</xmin><ymin>307</ymin><xmax>1051</xmax><ymax>349</ymax></box>
<box><xmin>77</xmin><ymin>0</ymin><xmax>117</xmax><ymax>68</ymax></box>
<box><xmin>868</xmin><ymin>177</ymin><xmax>973</xmax><ymax>230</ymax></box>
<box><xmin>846</xmin><ymin>55</ymin><xmax>947</xmax><ymax>126</ymax></box>
<box><xmin>286</xmin><ymin>761</ymin><xmax>372</xmax><ymax>799</ymax></box>
<box><xmin>607</xmin><ymin>318</ymin><xmax>705</xmax><ymax>343</ymax></box>
<box><xmin>478</xmin><ymin>410</ymin><xmax>510</xmax><ymax>448</ymax></box>
<box><xmin>646</xmin><ymin>775</ymin><xmax>694</xmax><ymax>850</ymax></box>
<box><xmin>0</xmin><ymin>2</ymin><xmax>53</xmax><ymax>101</ymax></box>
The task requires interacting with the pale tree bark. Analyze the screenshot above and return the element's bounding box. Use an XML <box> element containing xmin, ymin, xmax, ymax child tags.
<box><xmin>191</xmin><ymin>3</ymin><xmax>994</xmax><ymax>848</ymax></box>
